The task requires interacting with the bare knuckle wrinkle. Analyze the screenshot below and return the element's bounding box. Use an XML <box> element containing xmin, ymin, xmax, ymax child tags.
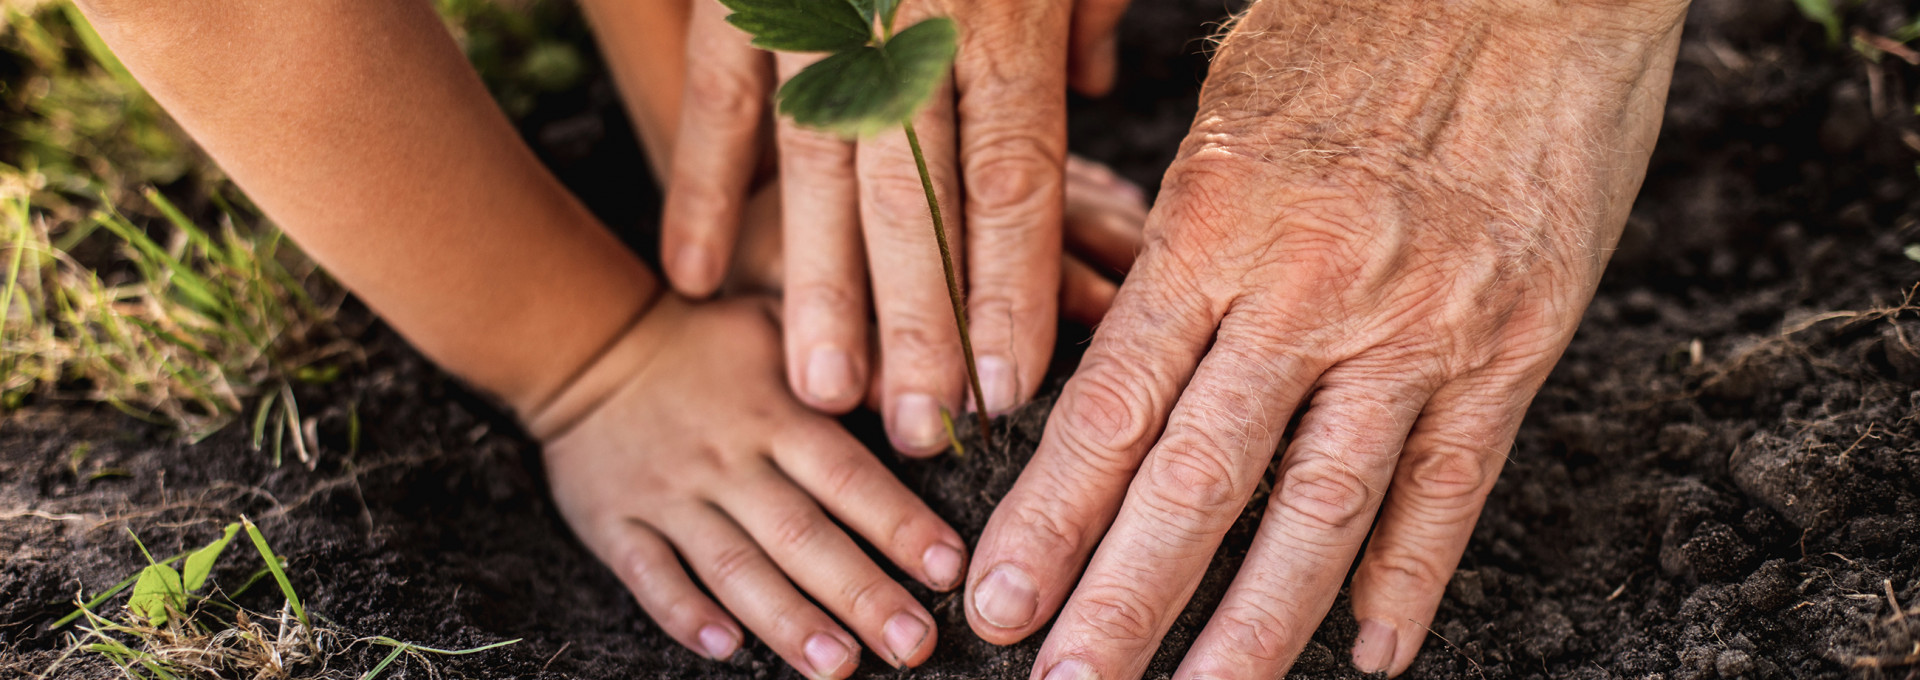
<box><xmin>964</xmin><ymin>136</ymin><xmax>1062</xmax><ymax>218</ymax></box>
<box><xmin>1056</xmin><ymin>369</ymin><xmax>1156</xmax><ymax>461</ymax></box>
<box><xmin>705</xmin><ymin>543</ymin><xmax>760</xmax><ymax>588</ymax></box>
<box><xmin>1076</xmin><ymin>585</ymin><xmax>1160</xmax><ymax>643</ymax></box>
<box><xmin>770</xmin><ymin>510</ymin><xmax>825</xmax><ymax>552</ymax></box>
<box><xmin>1367</xmin><ymin>549</ymin><xmax>1448</xmax><ymax>594</ymax></box>
<box><xmin>1402</xmin><ymin>444</ymin><xmax>1494</xmax><ymax>504</ymax></box>
<box><xmin>1142</xmin><ymin>442</ymin><xmax>1244</xmax><ymax>518</ymax></box>
<box><xmin>1273</xmin><ymin>461</ymin><xmax>1374</xmax><ymax>532</ymax></box>
<box><xmin>685</xmin><ymin>67</ymin><xmax>764</xmax><ymax>123</ymax></box>
<box><xmin>1212</xmin><ymin>610</ymin><xmax>1293</xmax><ymax>663</ymax></box>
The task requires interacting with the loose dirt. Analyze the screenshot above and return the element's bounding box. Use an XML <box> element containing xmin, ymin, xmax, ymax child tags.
<box><xmin>5</xmin><ymin>0</ymin><xmax>1919</xmax><ymax>678</ymax></box>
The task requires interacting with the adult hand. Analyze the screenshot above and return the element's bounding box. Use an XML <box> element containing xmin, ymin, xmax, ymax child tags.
<box><xmin>660</xmin><ymin>0</ymin><xmax>1133</xmax><ymax>456</ymax></box>
<box><xmin>963</xmin><ymin>1</ymin><xmax>1690</xmax><ymax>678</ymax></box>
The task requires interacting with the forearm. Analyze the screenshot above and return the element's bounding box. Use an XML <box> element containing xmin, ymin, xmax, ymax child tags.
<box><xmin>578</xmin><ymin>0</ymin><xmax>691</xmax><ymax>179</ymax></box>
<box><xmin>74</xmin><ymin>0</ymin><xmax>660</xmax><ymax>417</ymax></box>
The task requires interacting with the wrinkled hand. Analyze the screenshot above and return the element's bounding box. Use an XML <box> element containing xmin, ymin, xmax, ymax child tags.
<box><xmin>963</xmin><ymin>1</ymin><xmax>1690</xmax><ymax>678</ymax></box>
<box><xmin>662</xmin><ymin>0</ymin><xmax>1132</xmax><ymax>456</ymax></box>
<box><xmin>536</xmin><ymin>297</ymin><xmax>965</xmax><ymax>678</ymax></box>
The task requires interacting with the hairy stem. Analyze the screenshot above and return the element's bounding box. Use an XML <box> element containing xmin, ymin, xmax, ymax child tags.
<box><xmin>902</xmin><ymin>120</ymin><xmax>992</xmax><ymax>448</ymax></box>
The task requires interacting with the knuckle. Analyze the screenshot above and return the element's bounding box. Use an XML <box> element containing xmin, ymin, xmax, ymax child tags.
<box><xmin>963</xmin><ymin>133</ymin><xmax>1061</xmax><ymax>219</ymax></box>
<box><xmin>837</xmin><ymin>575</ymin><xmax>894</xmax><ymax>619</ymax></box>
<box><xmin>770</xmin><ymin>509</ymin><xmax>826</xmax><ymax>552</ymax></box>
<box><xmin>861</xmin><ymin>167</ymin><xmax>939</xmax><ymax>228</ymax></box>
<box><xmin>881</xmin><ymin>315</ymin><xmax>959</xmax><ymax>359</ymax></box>
<box><xmin>1074</xmin><ymin>583</ymin><xmax>1160</xmax><ymax>643</ymax></box>
<box><xmin>1365</xmin><ymin>548</ymin><xmax>1449</xmax><ymax>595</ymax></box>
<box><xmin>1140</xmin><ymin>436</ymin><xmax>1245</xmax><ymax>518</ymax></box>
<box><xmin>705</xmin><ymin>543</ymin><xmax>760</xmax><ymax>589</ymax></box>
<box><xmin>817</xmin><ymin>454</ymin><xmax>869</xmax><ymax>502</ymax></box>
<box><xmin>1007</xmin><ymin>492</ymin><xmax>1091</xmax><ymax>554</ymax></box>
<box><xmin>684</xmin><ymin>65</ymin><xmax>764</xmax><ymax>121</ymax></box>
<box><xmin>1272</xmin><ymin>459</ymin><xmax>1375</xmax><ymax>533</ymax></box>
<box><xmin>1401</xmin><ymin>442</ymin><xmax>1493</xmax><ymax>504</ymax></box>
<box><xmin>789</xmin><ymin>280</ymin><xmax>865</xmax><ymax>319</ymax></box>
<box><xmin>1209</xmin><ymin>608</ymin><xmax>1293</xmax><ymax>664</ymax></box>
<box><xmin>779</xmin><ymin>127</ymin><xmax>855</xmax><ymax>166</ymax></box>
<box><xmin>1054</xmin><ymin>365</ymin><xmax>1156</xmax><ymax>460</ymax></box>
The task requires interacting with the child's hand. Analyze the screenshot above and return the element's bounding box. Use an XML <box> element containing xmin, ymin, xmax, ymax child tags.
<box><xmin>535</xmin><ymin>296</ymin><xmax>965</xmax><ymax>678</ymax></box>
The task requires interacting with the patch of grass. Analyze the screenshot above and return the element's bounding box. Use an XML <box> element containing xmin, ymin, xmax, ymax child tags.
<box><xmin>44</xmin><ymin>519</ymin><xmax>518</xmax><ymax>680</ymax></box>
<box><xmin>2</xmin><ymin>4</ymin><xmax>349</xmax><ymax>449</ymax></box>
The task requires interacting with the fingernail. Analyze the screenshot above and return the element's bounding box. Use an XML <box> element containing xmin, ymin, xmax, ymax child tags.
<box><xmin>882</xmin><ymin>613</ymin><xmax>930</xmax><ymax>666</ymax></box>
<box><xmin>977</xmin><ymin>356</ymin><xmax>1017</xmax><ymax>415</ymax></box>
<box><xmin>1043</xmin><ymin>658</ymin><xmax>1098</xmax><ymax>680</ymax></box>
<box><xmin>922</xmin><ymin>543</ymin><xmax>964</xmax><ymax>590</ymax></box>
<box><xmin>1352</xmin><ymin>618</ymin><xmax>1398</xmax><ymax>674</ymax></box>
<box><xmin>698</xmin><ymin>624</ymin><xmax>738</xmax><ymax>660</ymax></box>
<box><xmin>973</xmin><ymin>564</ymin><xmax>1038</xmax><ymax>629</ymax></box>
<box><xmin>674</xmin><ymin>244</ymin><xmax>713</xmax><ymax>292</ymax></box>
<box><xmin>803</xmin><ymin>633</ymin><xmax>852</xmax><ymax>677</ymax></box>
<box><xmin>805</xmin><ymin>347</ymin><xmax>857</xmax><ymax>404</ymax></box>
<box><xmin>892</xmin><ymin>393</ymin><xmax>943</xmax><ymax>451</ymax></box>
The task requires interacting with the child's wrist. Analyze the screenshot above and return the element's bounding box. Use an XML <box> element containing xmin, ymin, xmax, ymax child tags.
<box><xmin>519</xmin><ymin>291</ymin><xmax>684</xmax><ymax>442</ymax></box>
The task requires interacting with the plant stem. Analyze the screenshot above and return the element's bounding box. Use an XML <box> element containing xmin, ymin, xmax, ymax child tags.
<box><xmin>901</xmin><ymin>120</ymin><xmax>992</xmax><ymax>448</ymax></box>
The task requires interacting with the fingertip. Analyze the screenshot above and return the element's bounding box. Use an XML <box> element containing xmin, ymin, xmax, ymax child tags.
<box><xmin>966</xmin><ymin>562</ymin><xmax>1040</xmax><ymax>644</ymax></box>
<box><xmin>888</xmin><ymin>392</ymin><xmax>949</xmax><ymax>457</ymax></box>
<box><xmin>671</xmin><ymin>243</ymin><xmax>722</xmax><ymax>298</ymax></box>
<box><xmin>697</xmin><ymin>622</ymin><xmax>743</xmax><ymax>661</ymax></box>
<box><xmin>882</xmin><ymin>611</ymin><xmax>935</xmax><ymax>668</ymax></box>
<box><xmin>803</xmin><ymin>632</ymin><xmax>860</xmax><ymax>679</ymax></box>
<box><xmin>921</xmin><ymin>541</ymin><xmax>966</xmax><ymax>592</ymax></box>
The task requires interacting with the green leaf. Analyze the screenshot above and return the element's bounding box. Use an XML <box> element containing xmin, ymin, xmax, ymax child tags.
<box><xmin>777</xmin><ymin>18</ymin><xmax>957</xmax><ymax>137</ymax></box>
<box><xmin>849</xmin><ymin>0</ymin><xmax>900</xmax><ymax>34</ymax></box>
<box><xmin>721</xmin><ymin>0</ymin><xmax>871</xmax><ymax>52</ymax></box>
<box><xmin>183</xmin><ymin>523</ymin><xmax>240</xmax><ymax>592</ymax></box>
<box><xmin>127</xmin><ymin>563</ymin><xmax>183</xmax><ymax>626</ymax></box>
<box><xmin>242</xmin><ymin>516</ymin><xmax>307</xmax><ymax>627</ymax></box>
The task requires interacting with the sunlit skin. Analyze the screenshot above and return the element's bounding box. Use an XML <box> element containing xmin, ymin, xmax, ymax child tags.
<box><xmin>661</xmin><ymin>0</ymin><xmax>1134</xmax><ymax>456</ymax></box>
<box><xmin>71</xmin><ymin>1</ymin><xmax>1147</xmax><ymax>678</ymax></box>
<box><xmin>958</xmin><ymin>1</ymin><xmax>1693</xmax><ymax>678</ymax></box>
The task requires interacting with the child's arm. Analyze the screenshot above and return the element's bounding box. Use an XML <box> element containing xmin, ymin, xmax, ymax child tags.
<box><xmin>576</xmin><ymin>0</ymin><xmax>689</xmax><ymax>180</ymax></box>
<box><xmin>75</xmin><ymin>0</ymin><xmax>651</xmax><ymax>423</ymax></box>
<box><xmin>73</xmin><ymin>1</ymin><xmax>962</xmax><ymax>676</ymax></box>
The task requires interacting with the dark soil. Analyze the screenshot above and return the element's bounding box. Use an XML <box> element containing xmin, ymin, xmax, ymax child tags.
<box><xmin>7</xmin><ymin>0</ymin><xmax>1920</xmax><ymax>678</ymax></box>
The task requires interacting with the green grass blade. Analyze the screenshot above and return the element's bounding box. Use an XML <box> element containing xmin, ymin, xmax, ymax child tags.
<box><xmin>240</xmin><ymin>516</ymin><xmax>306</xmax><ymax>627</ymax></box>
<box><xmin>359</xmin><ymin>645</ymin><xmax>408</xmax><ymax>680</ymax></box>
<box><xmin>374</xmin><ymin>636</ymin><xmax>522</xmax><ymax>656</ymax></box>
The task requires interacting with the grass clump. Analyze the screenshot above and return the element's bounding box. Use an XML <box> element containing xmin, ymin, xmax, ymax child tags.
<box><xmin>44</xmin><ymin>518</ymin><xmax>519</xmax><ymax>680</ymax></box>
<box><xmin>2</xmin><ymin>4</ymin><xmax>349</xmax><ymax>449</ymax></box>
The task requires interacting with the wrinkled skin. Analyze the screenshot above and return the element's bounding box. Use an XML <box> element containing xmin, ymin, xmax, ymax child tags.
<box><xmin>963</xmin><ymin>1</ymin><xmax>1692</xmax><ymax>678</ymax></box>
<box><xmin>663</xmin><ymin>0</ymin><xmax>1132</xmax><ymax>456</ymax></box>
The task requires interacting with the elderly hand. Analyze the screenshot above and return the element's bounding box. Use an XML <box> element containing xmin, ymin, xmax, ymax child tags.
<box><xmin>962</xmin><ymin>1</ymin><xmax>1690</xmax><ymax>678</ymax></box>
<box><xmin>661</xmin><ymin>0</ymin><xmax>1132</xmax><ymax>456</ymax></box>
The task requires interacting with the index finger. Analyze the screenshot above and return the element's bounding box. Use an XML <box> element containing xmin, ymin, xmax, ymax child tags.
<box><xmin>1029</xmin><ymin>315</ymin><xmax>1325</xmax><ymax>680</ymax></box>
<box><xmin>963</xmin><ymin>245</ymin><xmax>1216</xmax><ymax>645</ymax></box>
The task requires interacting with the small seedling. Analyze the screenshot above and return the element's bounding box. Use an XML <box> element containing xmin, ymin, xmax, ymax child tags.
<box><xmin>721</xmin><ymin>0</ymin><xmax>992</xmax><ymax>448</ymax></box>
<box><xmin>47</xmin><ymin>518</ymin><xmax>517</xmax><ymax>679</ymax></box>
